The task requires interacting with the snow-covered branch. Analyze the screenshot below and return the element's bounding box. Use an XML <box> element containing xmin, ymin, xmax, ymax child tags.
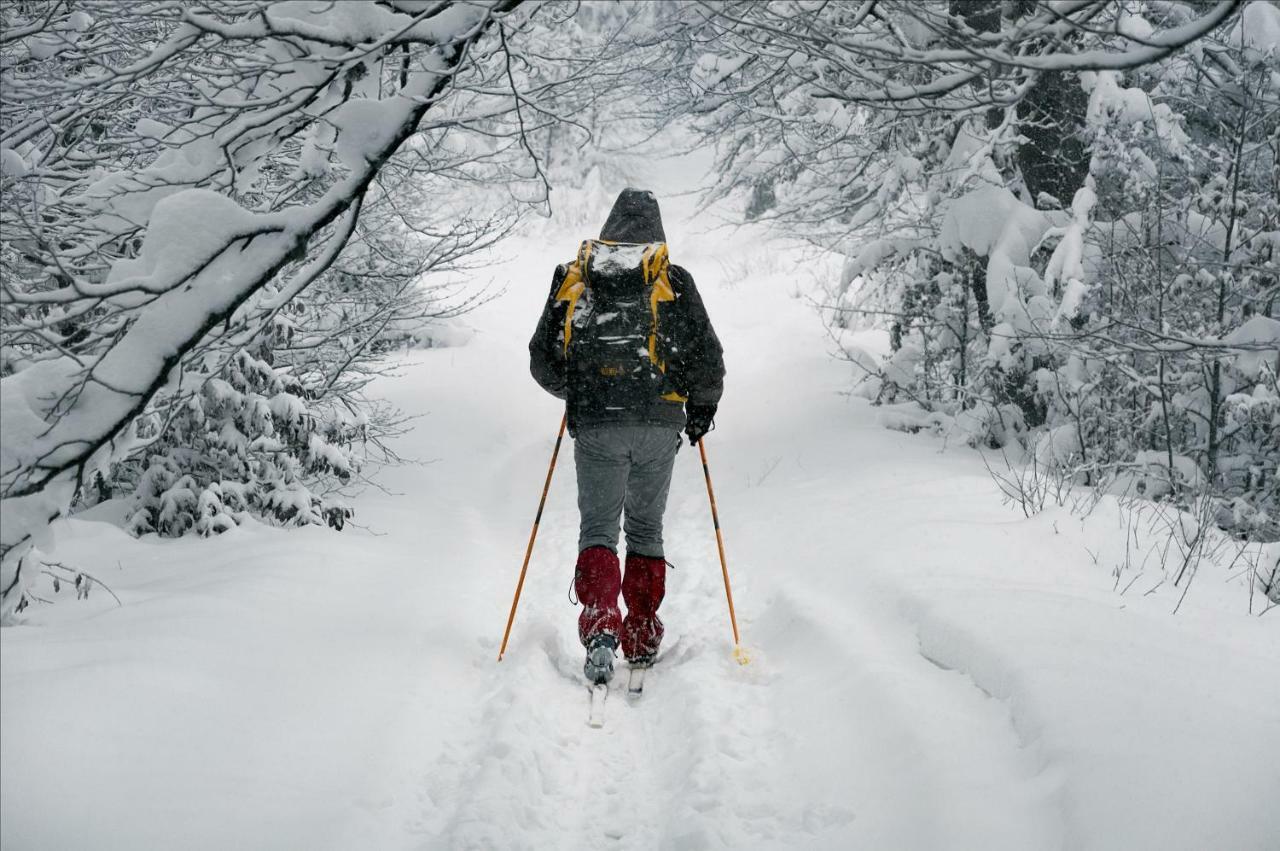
<box><xmin>1</xmin><ymin>0</ymin><xmax>523</xmax><ymax>617</ymax></box>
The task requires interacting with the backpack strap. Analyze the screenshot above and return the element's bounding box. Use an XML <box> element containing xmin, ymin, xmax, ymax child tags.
<box><xmin>642</xmin><ymin>244</ymin><xmax>688</xmax><ymax>403</ymax></box>
<box><xmin>555</xmin><ymin>240</ymin><xmax>593</xmax><ymax>356</ymax></box>
<box><xmin>643</xmin><ymin>242</ymin><xmax>672</xmax><ymax>367</ymax></box>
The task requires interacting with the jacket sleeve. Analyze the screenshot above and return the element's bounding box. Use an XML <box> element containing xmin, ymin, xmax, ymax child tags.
<box><xmin>669</xmin><ymin>265</ymin><xmax>725</xmax><ymax>407</ymax></box>
<box><xmin>529</xmin><ymin>265</ymin><xmax>569</xmax><ymax>400</ymax></box>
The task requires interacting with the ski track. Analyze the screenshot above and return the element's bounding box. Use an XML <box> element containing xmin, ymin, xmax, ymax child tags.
<box><xmin>407</xmin><ymin>371</ymin><xmax>1061</xmax><ymax>848</ymax></box>
<box><xmin>427</xmin><ymin>503</ymin><xmax>786</xmax><ymax>851</ymax></box>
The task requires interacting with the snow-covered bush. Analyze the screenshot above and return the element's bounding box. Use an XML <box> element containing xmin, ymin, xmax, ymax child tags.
<box><xmin>119</xmin><ymin>344</ymin><xmax>358</xmax><ymax>538</ymax></box>
<box><xmin>672</xmin><ymin>1</ymin><xmax>1279</xmax><ymax>541</ymax></box>
<box><xmin>0</xmin><ymin>0</ymin><xmax>564</xmax><ymax>619</ymax></box>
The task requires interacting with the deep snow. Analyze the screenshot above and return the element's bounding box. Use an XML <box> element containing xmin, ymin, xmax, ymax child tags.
<box><xmin>3</xmin><ymin>160</ymin><xmax>1278</xmax><ymax>851</ymax></box>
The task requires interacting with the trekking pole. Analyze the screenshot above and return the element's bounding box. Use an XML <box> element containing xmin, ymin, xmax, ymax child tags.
<box><xmin>498</xmin><ymin>411</ymin><xmax>567</xmax><ymax>662</ymax></box>
<box><xmin>698</xmin><ymin>438</ymin><xmax>748</xmax><ymax>664</ymax></box>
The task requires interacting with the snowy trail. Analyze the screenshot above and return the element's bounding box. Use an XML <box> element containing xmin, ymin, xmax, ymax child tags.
<box><xmin>4</xmin><ymin>163</ymin><xmax>1278</xmax><ymax>851</ymax></box>
<box><xmin>330</xmin><ymin>182</ymin><xmax>1064</xmax><ymax>849</ymax></box>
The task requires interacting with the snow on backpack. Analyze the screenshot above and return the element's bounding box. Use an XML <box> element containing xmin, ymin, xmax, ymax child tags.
<box><xmin>555</xmin><ymin>239</ymin><xmax>687</xmax><ymax>407</ymax></box>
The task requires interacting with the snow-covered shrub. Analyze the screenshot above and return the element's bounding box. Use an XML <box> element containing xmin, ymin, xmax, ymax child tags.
<box><xmin>120</xmin><ymin>344</ymin><xmax>358</xmax><ymax>537</ymax></box>
<box><xmin>1</xmin><ymin>0</ymin><xmax>566</xmax><ymax>610</ymax></box>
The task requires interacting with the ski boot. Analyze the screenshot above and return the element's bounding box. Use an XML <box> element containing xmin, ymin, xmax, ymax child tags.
<box><xmin>584</xmin><ymin>633</ymin><xmax>619</xmax><ymax>685</ymax></box>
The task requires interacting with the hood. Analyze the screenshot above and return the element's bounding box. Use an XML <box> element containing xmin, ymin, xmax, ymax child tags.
<box><xmin>599</xmin><ymin>188</ymin><xmax>666</xmax><ymax>244</ymax></box>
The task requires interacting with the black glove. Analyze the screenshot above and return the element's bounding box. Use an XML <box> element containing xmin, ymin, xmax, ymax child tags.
<box><xmin>685</xmin><ymin>403</ymin><xmax>717</xmax><ymax>445</ymax></box>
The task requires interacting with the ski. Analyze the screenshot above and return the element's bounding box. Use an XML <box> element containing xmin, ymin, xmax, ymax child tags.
<box><xmin>588</xmin><ymin>682</ymin><xmax>608</xmax><ymax>728</ymax></box>
<box><xmin>626</xmin><ymin>664</ymin><xmax>648</xmax><ymax>697</ymax></box>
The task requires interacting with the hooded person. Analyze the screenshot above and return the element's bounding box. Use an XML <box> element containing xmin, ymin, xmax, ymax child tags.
<box><xmin>529</xmin><ymin>189</ymin><xmax>725</xmax><ymax>684</ymax></box>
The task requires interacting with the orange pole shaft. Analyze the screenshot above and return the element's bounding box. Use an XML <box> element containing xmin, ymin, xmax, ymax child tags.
<box><xmin>498</xmin><ymin>412</ymin><xmax>567</xmax><ymax>661</ymax></box>
<box><xmin>699</xmin><ymin>439</ymin><xmax>741</xmax><ymax>648</ymax></box>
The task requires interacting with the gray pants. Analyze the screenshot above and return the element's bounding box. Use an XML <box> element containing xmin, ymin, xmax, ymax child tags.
<box><xmin>575</xmin><ymin>425</ymin><xmax>681</xmax><ymax>557</ymax></box>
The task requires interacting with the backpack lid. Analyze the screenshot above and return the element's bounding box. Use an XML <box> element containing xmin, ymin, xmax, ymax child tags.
<box><xmin>587</xmin><ymin>241</ymin><xmax>653</xmax><ymax>287</ymax></box>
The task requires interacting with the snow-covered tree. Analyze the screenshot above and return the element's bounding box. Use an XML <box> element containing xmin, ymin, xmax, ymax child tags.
<box><xmin>0</xmin><ymin>0</ymin><xmax>554</xmax><ymax>617</ymax></box>
<box><xmin>654</xmin><ymin>1</ymin><xmax>1276</xmax><ymax>539</ymax></box>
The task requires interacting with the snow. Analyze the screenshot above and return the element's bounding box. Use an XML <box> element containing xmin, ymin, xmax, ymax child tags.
<box><xmin>1083</xmin><ymin>71</ymin><xmax>1189</xmax><ymax>155</ymax></box>
<box><xmin>267</xmin><ymin>0</ymin><xmax>415</xmax><ymax>43</ymax></box>
<box><xmin>1055</xmin><ymin>278</ymin><xmax>1089</xmax><ymax>322</ymax></box>
<box><xmin>1044</xmin><ymin>183</ymin><xmax>1097</xmax><ymax>305</ymax></box>
<box><xmin>265</xmin><ymin>0</ymin><xmax>483</xmax><ymax>47</ymax></box>
<box><xmin>295</xmin><ymin>122</ymin><xmax>334</xmax><ymax>178</ymax></box>
<box><xmin>268</xmin><ymin>391</ymin><xmax>307</xmax><ymax>426</ymax></box>
<box><xmin>330</xmin><ymin>98</ymin><xmax>411</xmax><ymax>173</ymax></box>
<box><xmin>1035</xmin><ymin>422</ymin><xmax>1081</xmax><ymax>467</ymax></box>
<box><xmin>939</xmin><ymin>185</ymin><xmax>1055</xmax><ymax>320</ymax></box>
<box><xmin>0</xmin><ymin>147</ymin><xmax>29</xmax><ymax>177</ymax></box>
<box><xmin>1131</xmin><ymin>450</ymin><xmax>1206</xmax><ymax>497</ymax></box>
<box><xmin>4</xmin><ymin>152</ymin><xmax>1279</xmax><ymax>850</ymax></box>
<box><xmin>78</xmin><ymin>138</ymin><xmax>225</xmax><ymax>248</ymax></box>
<box><xmin>591</xmin><ymin>241</ymin><xmax>651</xmax><ymax>275</ymax></box>
<box><xmin>692</xmin><ymin>52</ymin><xmax>753</xmax><ymax>91</ymax></box>
<box><xmin>25</xmin><ymin>33</ymin><xmax>72</xmax><ymax>61</ymax></box>
<box><xmin>67</xmin><ymin>10</ymin><xmax>94</xmax><ymax>32</ymax></box>
<box><xmin>1117</xmin><ymin>9</ymin><xmax>1155</xmax><ymax>42</ymax></box>
<box><xmin>1236</xmin><ymin>2</ymin><xmax>1280</xmax><ymax>57</ymax></box>
<box><xmin>840</xmin><ymin>236</ymin><xmax>923</xmax><ymax>288</ymax></box>
<box><xmin>105</xmin><ymin>190</ymin><xmax>260</xmax><ymax>296</ymax></box>
<box><xmin>1223</xmin><ymin>315</ymin><xmax>1280</xmax><ymax>379</ymax></box>
<box><xmin>133</xmin><ymin>117</ymin><xmax>170</xmax><ymax>142</ymax></box>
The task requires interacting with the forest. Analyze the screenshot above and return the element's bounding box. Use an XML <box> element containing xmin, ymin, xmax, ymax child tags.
<box><xmin>3</xmin><ymin>2</ymin><xmax>1277</xmax><ymax>615</ymax></box>
<box><xmin>3</xmin><ymin>3</ymin><xmax>1279</xmax><ymax>850</ymax></box>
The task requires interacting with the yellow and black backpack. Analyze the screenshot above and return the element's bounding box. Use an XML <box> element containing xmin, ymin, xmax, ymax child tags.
<box><xmin>555</xmin><ymin>239</ymin><xmax>687</xmax><ymax>411</ymax></box>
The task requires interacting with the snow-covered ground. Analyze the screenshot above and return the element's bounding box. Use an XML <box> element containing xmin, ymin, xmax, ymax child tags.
<box><xmin>3</xmin><ymin>159</ymin><xmax>1278</xmax><ymax>851</ymax></box>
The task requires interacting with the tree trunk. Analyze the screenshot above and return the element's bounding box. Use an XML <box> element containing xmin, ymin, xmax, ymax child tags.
<box><xmin>1016</xmin><ymin>71</ymin><xmax>1090</xmax><ymax>206</ymax></box>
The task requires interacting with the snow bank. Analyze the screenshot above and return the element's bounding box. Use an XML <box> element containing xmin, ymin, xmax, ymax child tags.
<box><xmin>907</xmin><ymin>586</ymin><xmax>1278</xmax><ymax>851</ymax></box>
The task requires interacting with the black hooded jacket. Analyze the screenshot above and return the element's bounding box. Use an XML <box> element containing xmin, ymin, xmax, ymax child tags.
<box><xmin>529</xmin><ymin>189</ymin><xmax>725</xmax><ymax>434</ymax></box>
<box><xmin>599</xmin><ymin>187</ymin><xmax>667</xmax><ymax>243</ymax></box>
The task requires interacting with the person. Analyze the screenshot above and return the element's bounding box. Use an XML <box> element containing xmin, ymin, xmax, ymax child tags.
<box><xmin>529</xmin><ymin>188</ymin><xmax>725</xmax><ymax>684</ymax></box>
